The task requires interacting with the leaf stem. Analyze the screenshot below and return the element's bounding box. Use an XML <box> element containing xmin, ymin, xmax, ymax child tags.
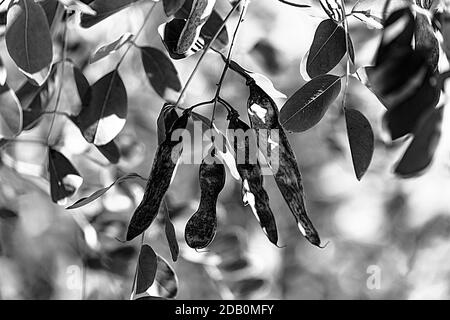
<box><xmin>175</xmin><ymin>0</ymin><xmax>242</xmax><ymax>108</ymax></box>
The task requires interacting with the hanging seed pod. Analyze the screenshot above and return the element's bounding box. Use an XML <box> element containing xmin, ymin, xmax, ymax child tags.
<box><xmin>246</xmin><ymin>81</ymin><xmax>321</xmax><ymax>247</ymax></box>
<box><xmin>176</xmin><ymin>0</ymin><xmax>216</xmax><ymax>55</ymax></box>
<box><xmin>228</xmin><ymin>115</ymin><xmax>278</xmax><ymax>246</ymax></box>
<box><xmin>185</xmin><ymin>150</ymin><xmax>225</xmax><ymax>249</ymax></box>
<box><xmin>126</xmin><ymin>109</ymin><xmax>190</xmax><ymax>241</ymax></box>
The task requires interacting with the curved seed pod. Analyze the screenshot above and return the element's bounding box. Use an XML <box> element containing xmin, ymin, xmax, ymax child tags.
<box><xmin>177</xmin><ymin>0</ymin><xmax>216</xmax><ymax>55</ymax></box>
<box><xmin>246</xmin><ymin>81</ymin><xmax>321</xmax><ymax>247</ymax></box>
<box><xmin>185</xmin><ymin>151</ymin><xmax>225</xmax><ymax>249</ymax></box>
<box><xmin>228</xmin><ymin>115</ymin><xmax>278</xmax><ymax>246</ymax></box>
<box><xmin>126</xmin><ymin>110</ymin><xmax>190</xmax><ymax>241</ymax></box>
<box><xmin>415</xmin><ymin>11</ymin><xmax>439</xmax><ymax>72</ymax></box>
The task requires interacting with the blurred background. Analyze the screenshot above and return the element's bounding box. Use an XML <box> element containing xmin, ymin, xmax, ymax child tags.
<box><xmin>1</xmin><ymin>0</ymin><xmax>450</xmax><ymax>300</ymax></box>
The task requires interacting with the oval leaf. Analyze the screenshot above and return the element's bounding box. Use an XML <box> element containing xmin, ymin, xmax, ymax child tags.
<box><xmin>280</xmin><ymin>74</ymin><xmax>341</xmax><ymax>132</ymax></box>
<box><xmin>6</xmin><ymin>0</ymin><xmax>53</xmax><ymax>85</ymax></box>
<box><xmin>80</xmin><ymin>0</ymin><xmax>139</xmax><ymax>28</ymax></box>
<box><xmin>74</xmin><ymin>70</ymin><xmax>128</xmax><ymax>146</ymax></box>
<box><xmin>136</xmin><ymin>244</ymin><xmax>157</xmax><ymax>295</ymax></box>
<box><xmin>395</xmin><ymin>107</ymin><xmax>443</xmax><ymax>178</ymax></box>
<box><xmin>140</xmin><ymin>47</ymin><xmax>182</xmax><ymax>102</ymax></box>
<box><xmin>344</xmin><ymin>108</ymin><xmax>374</xmax><ymax>180</ymax></box>
<box><xmin>162</xmin><ymin>200</ymin><xmax>179</xmax><ymax>262</ymax></box>
<box><xmin>307</xmin><ymin>19</ymin><xmax>347</xmax><ymax>78</ymax></box>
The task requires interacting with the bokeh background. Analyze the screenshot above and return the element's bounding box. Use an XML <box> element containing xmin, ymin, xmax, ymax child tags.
<box><xmin>1</xmin><ymin>0</ymin><xmax>450</xmax><ymax>300</ymax></box>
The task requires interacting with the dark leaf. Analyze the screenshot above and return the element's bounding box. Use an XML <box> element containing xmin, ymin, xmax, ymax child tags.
<box><xmin>280</xmin><ymin>74</ymin><xmax>341</xmax><ymax>132</ymax></box>
<box><xmin>16</xmin><ymin>81</ymin><xmax>44</xmax><ymax>130</ymax></box>
<box><xmin>344</xmin><ymin>108</ymin><xmax>374</xmax><ymax>180</ymax></box>
<box><xmin>395</xmin><ymin>107</ymin><xmax>443</xmax><ymax>178</ymax></box>
<box><xmin>96</xmin><ymin>140</ymin><xmax>121</xmax><ymax>164</ymax></box>
<box><xmin>307</xmin><ymin>19</ymin><xmax>347</xmax><ymax>78</ymax></box>
<box><xmin>73</xmin><ymin>70</ymin><xmax>128</xmax><ymax>146</ymax></box>
<box><xmin>140</xmin><ymin>47</ymin><xmax>182</xmax><ymax>102</ymax></box>
<box><xmin>73</xmin><ymin>66</ymin><xmax>91</xmax><ymax>106</ymax></box>
<box><xmin>136</xmin><ymin>244</ymin><xmax>157</xmax><ymax>295</ymax></box>
<box><xmin>6</xmin><ymin>0</ymin><xmax>53</xmax><ymax>85</ymax></box>
<box><xmin>415</xmin><ymin>12</ymin><xmax>439</xmax><ymax>72</ymax></box>
<box><xmin>48</xmin><ymin>148</ymin><xmax>83</xmax><ymax>204</ymax></box>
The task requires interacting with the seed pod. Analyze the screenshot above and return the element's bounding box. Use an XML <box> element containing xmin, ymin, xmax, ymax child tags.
<box><xmin>228</xmin><ymin>115</ymin><xmax>278</xmax><ymax>246</ymax></box>
<box><xmin>126</xmin><ymin>111</ymin><xmax>189</xmax><ymax>241</ymax></box>
<box><xmin>177</xmin><ymin>0</ymin><xmax>216</xmax><ymax>55</ymax></box>
<box><xmin>246</xmin><ymin>81</ymin><xmax>321</xmax><ymax>247</ymax></box>
<box><xmin>185</xmin><ymin>151</ymin><xmax>225</xmax><ymax>249</ymax></box>
<box><xmin>415</xmin><ymin>11</ymin><xmax>439</xmax><ymax>72</ymax></box>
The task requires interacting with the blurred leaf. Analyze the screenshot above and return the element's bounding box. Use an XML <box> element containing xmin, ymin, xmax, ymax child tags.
<box><xmin>90</xmin><ymin>33</ymin><xmax>133</xmax><ymax>64</ymax></box>
<box><xmin>344</xmin><ymin>108</ymin><xmax>374</xmax><ymax>181</ymax></box>
<box><xmin>140</xmin><ymin>47</ymin><xmax>182</xmax><ymax>102</ymax></box>
<box><xmin>307</xmin><ymin>19</ymin><xmax>347</xmax><ymax>78</ymax></box>
<box><xmin>6</xmin><ymin>0</ymin><xmax>53</xmax><ymax>85</ymax></box>
<box><xmin>280</xmin><ymin>74</ymin><xmax>341</xmax><ymax>132</ymax></box>
<box><xmin>163</xmin><ymin>0</ymin><xmax>186</xmax><ymax>16</ymax></box>
<box><xmin>96</xmin><ymin>140</ymin><xmax>121</xmax><ymax>164</ymax></box>
<box><xmin>48</xmin><ymin>148</ymin><xmax>83</xmax><ymax>205</ymax></box>
<box><xmin>151</xmin><ymin>255</ymin><xmax>178</xmax><ymax>298</ymax></box>
<box><xmin>250</xmin><ymin>40</ymin><xmax>282</xmax><ymax>74</ymax></box>
<box><xmin>162</xmin><ymin>199</ymin><xmax>179</xmax><ymax>262</ymax></box>
<box><xmin>0</xmin><ymin>84</ymin><xmax>23</xmax><ymax>139</ymax></box>
<box><xmin>136</xmin><ymin>244</ymin><xmax>157</xmax><ymax>295</ymax></box>
<box><xmin>395</xmin><ymin>107</ymin><xmax>443</xmax><ymax>178</ymax></box>
<box><xmin>80</xmin><ymin>0</ymin><xmax>139</xmax><ymax>28</ymax></box>
<box><xmin>73</xmin><ymin>70</ymin><xmax>128</xmax><ymax>146</ymax></box>
<box><xmin>0</xmin><ymin>208</ymin><xmax>19</xmax><ymax>220</ymax></box>
<box><xmin>67</xmin><ymin>173</ymin><xmax>144</xmax><ymax>209</ymax></box>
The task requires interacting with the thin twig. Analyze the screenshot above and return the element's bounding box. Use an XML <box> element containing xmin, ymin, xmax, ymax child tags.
<box><xmin>209</xmin><ymin>0</ymin><xmax>249</xmax><ymax>128</ymax></box>
<box><xmin>175</xmin><ymin>1</ymin><xmax>242</xmax><ymax>108</ymax></box>
<box><xmin>341</xmin><ymin>0</ymin><xmax>351</xmax><ymax>110</ymax></box>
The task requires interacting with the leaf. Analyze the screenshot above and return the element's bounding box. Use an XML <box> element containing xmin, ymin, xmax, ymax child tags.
<box><xmin>140</xmin><ymin>47</ymin><xmax>182</xmax><ymax>102</ymax></box>
<box><xmin>163</xmin><ymin>0</ymin><xmax>186</xmax><ymax>16</ymax></box>
<box><xmin>280</xmin><ymin>74</ymin><xmax>341</xmax><ymax>132</ymax></box>
<box><xmin>90</xmin><ymin>33</ymin><xmax>133</xmax><ymax>64</ymax></box>
<box><xmin>73</xmin><ymin>66</ymin><xmax>91</xmax><ymax>106</ymax></box>
<box><xmin>48</xmin><ymin>148</ymin><xmax>83</xmax><ymax>205</ymax></box>
<box><xmin>16</xmin><ymin>80</ymin><xmax>44</xmax><ymax>130</ymax></box>
<box><xmin>162</xmin><ymin>199</ymin><xmax>179</xmax><ymax>262</ymax></box>
<box><xmin>96</xmin><ymin>140</ymin><xmax>120</xmax><ymax>164</ymax></box>
<box><xmin>344</xmin><ymin>108</ymin><xmax>374</xmax><ymax>180</ymax></box>
<box><xmin>73</xmin><ymin>70</ymin><xmax>128</xmax><ymax>146</ymax></box>
<box><xmin>415</xmin><ymin>12</ymin><xmax>439</xmax><ymax>72</ymax></box>
<box><xmin>67</xmin><ymin>173</ymin><xmax>144</xmax><ymax>209</ymax></box>
<box><xmin>0</xmin><ymin>84</ymin><xmax>23</xmax><ymax>139</ymax></box>
<box><xmin>80</xmin><ymin>0</ymin><xmax>139</xmax><ymax>28</ymax></box>
<box><xmin>6</xmin><ymin>0</ymin><xmax>53</xmax><ymax>85</ymax></box>
<box><xmin>136</xmin><ymin>244</ymin><xmax>158</xmax><ymax>295</ymax></box>
<box><xmin>307</xmin><ymin>19</ymin><xmax>347</xmax><ymax>78</ymax></box>
<box><xmin>57</xmin><ymin>0</ymin><xmax>97</xmax><ymax>15</ymax></box>
<box><xmin>395</xmin><ymin>107</ymin><xmax>443</xmax><ymax>178</ymax></box>
<box><xmin>150</xmin><ymin>255</ymin><xmax>178</xmax><ymax>298</ymax></box>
